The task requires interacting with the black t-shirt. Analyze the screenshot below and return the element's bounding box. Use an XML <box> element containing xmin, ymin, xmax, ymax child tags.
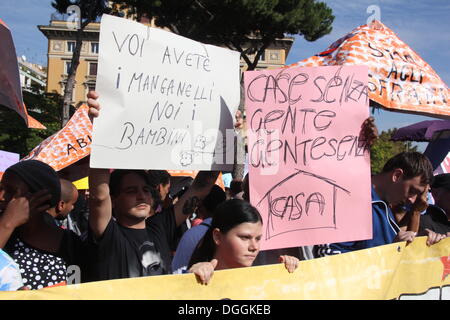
<box><xmin>89</xmin><ymin>206</ymin><xmax>177</xmax><ymax>281</ymax></box>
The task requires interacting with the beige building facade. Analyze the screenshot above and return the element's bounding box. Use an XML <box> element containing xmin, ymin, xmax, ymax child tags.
<box><xmin>38</xmin><ymin>20</ymin><xmax>100</xmax><ymax>107</ymax></box>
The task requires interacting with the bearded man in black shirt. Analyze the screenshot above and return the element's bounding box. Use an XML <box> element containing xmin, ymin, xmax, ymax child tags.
<box><xmin>87</xmin><ymin>91</ymin><xmax>219</xmax><ymax>281</ymax></box>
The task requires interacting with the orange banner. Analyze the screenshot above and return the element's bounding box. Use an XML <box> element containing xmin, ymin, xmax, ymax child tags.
<box><xmin>289</xmin><ymin>20</ymin><xmax>449</xmax><ymax>116</ymax></box>
<box><xmin>24</xmin><ymin>105</ymin><xmax>47</xmax><ymax>129</ymax></box>
<box><xmin>22</xmin><ymin>105</ymin><xmax>92</xmax><ymax>171</ymax></box>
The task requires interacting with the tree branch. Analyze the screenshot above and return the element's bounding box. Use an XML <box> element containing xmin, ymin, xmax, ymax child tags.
<box><xmin>230</xmin><ymin>40</ymin><xmax>253</xmax><ymax>70</ymax></box>
<box><xmin>249</xmin><ymin>38</ymin><xmax>272</xmax><ymax>70</ymax></box>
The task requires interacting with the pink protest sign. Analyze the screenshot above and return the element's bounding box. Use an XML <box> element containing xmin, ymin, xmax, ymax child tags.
<box><xmin>244</xmin><ymin>65</ymin><xmax>372</xmax><ymax>250</ymax></box>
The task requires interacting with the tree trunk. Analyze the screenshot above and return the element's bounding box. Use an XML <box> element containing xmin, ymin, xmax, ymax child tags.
<box><xmin>232</xmin><ymin>134</ymin><xmax>245</xmax><ymax>179</ymax></box>
<box><xmin>232</xmin><ymin>79</ymin><xmax>246</xmax><ymax>179</ymax></box>
<box><xmin>61</xmin><ymin>27</ymin><xmax>84</xmax><ymax>126</ymax></box>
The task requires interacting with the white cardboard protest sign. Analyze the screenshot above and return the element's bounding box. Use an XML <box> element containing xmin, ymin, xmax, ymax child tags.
<box><xmin>90</xmin><ymin>15</ymin><xmax>240</xmax><ymax>170</ymax></box>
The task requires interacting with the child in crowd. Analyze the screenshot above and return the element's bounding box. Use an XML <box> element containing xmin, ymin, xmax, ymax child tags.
<box><xmin>188</xmin><ymin>199</ymin><xmax>299</xmax><ymax>284</ymax></box>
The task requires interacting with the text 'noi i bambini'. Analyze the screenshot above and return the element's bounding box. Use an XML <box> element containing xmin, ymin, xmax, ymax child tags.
<box><xmin>247</xmin><ymin>68</ymin><xmax>370</xmax><ymax>168</ymax></box>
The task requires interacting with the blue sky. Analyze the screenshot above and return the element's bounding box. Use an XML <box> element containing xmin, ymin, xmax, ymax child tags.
<box><xmin>1</xmin><ymin>0</ymin><xmax>449</xmax><ymax>151</ymax></box>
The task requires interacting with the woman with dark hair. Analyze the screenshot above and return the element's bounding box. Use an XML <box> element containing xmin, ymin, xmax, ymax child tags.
<box><xmin>188</xmin><ymin>199</ymin><xmax>299</xmax><ymax>284</ymax></box>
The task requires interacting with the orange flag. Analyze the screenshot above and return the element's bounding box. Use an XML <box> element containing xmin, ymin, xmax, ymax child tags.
<box><xmin>289</xmin><ymin>20</ymin><xmax>449</xmax><ymax>116</ymax></box>
<box><xmin>24</xmin><ymin>104</ymin><xmax>47</xmax><ymax>129</ymax></box>
<box><xmin>22</xmin><ymin>105</ymin><xmax>92</xmax><ymax>171</ymax></box>
<box><xmin>0</xmin><ymin>19</ymin><xmax>45</xmax><ymax>129</ymax></box>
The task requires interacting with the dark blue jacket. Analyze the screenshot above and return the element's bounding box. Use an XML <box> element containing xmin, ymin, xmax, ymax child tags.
<box><xmin>314</xmin><ymin>187</ymin><xmax>400</xmax><ymax>257</ymax></box>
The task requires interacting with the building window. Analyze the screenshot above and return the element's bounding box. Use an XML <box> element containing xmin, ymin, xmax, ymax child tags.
<box><xmin>89</xmin><ymin>62</ymin><xmax>98</xmax><ymax>76</ymax></box>
<box><xmin>64</xmin><ymin>61</ymin><xmax>72</xmax><ymax>74</ymax></box>
<box><xmin>91</xmin><ymin>42</ymin><xmax>99</xmax><ymax>54</ymax></box>
<box><xmin>88</xmin><ymin>84</ymin><xmax>96</xmax><ymax>92</ymax></box>
<box><xmin>67</xmin><ymin>41</ymin><xmax>76</xmax><ymax>52</ymax></box>
<box><xmin>52</xmin><ymin>41</ymin><xmax>62</xmax><ymax>52</ymax></box>
<box><xmin>269</xmin><ymin>51</ymin><xmax>280</xmax><ymax>62</ymax></box>
<box><xmin>85</xmin><ymin>83</ymin><xmax>96</xmax><ymax>99</ymax></box>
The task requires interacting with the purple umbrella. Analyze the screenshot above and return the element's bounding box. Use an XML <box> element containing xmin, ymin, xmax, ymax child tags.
<box><xmin>391</xmin><ymin>120</ymin><xmax>450</xmax><ymax>142</ymax></box>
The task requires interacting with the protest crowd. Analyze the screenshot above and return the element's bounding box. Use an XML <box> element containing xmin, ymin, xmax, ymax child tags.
<box><xmin>0</xmin><ymin>89</ymin><xmax>448</xmax><ymax>291</ymax></box>
<box><xmin>0</xmin><ymin>11</ymin><xmax>449</xmax><ymax>299</ymax></box>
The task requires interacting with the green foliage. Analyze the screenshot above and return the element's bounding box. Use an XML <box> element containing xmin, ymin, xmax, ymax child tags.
<box><xmin>111</xmin><ymin>0</ymin><xmax>334</xmax><ymax>70</ymax></box>
<box><xmin>0</xmin><ymin>90</ymin><xmax>63</xmax><ymax>158</ymax></box>
<box><xmin>370</xmin><ymin>129</ymin><xmax>418</xmax><ymax>174</ymax></box>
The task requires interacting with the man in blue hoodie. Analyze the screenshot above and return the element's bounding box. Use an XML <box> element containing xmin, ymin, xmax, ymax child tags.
<box><xmin>315</xmin><ymin>151</ymin><xmax>443</xmax><ymax>257</ymax></box>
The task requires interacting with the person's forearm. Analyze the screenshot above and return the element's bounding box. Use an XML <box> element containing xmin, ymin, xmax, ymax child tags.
<box><xmin>407</xmin><ymin>210</ymin><xmax>421</xmax><ymax>233</ymax></box>
<box><xmin>89</xmin><ymin>168</ymin><xmax>111</xmax><ymax>201</ymax></box>
<box><xmin>173</xmin><ymin>171</ymin><xmax>219</xmax><ymax>227</ymax></box>
<box><xmin>88</xmin><ymin>168</ymin><xmax>112</xmax><ymax>238</ymax></box>
<box><xmin>408</xmin><ymin>186</ymin><xmax>429</xmax><ymax>234</ymax></box>
<box><xmin>191</xmin><ymin>171</ymin><xmax>220</xmax><ymax>195</ymax></box>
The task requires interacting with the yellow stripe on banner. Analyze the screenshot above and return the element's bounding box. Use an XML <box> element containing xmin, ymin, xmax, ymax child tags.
<box><xmin>386</xmin><ymin>237</ymin><xmax>450</xmax><ymax>299</ymax></box>
<box><xmin>0</xmin><ymin>237</ymin><xmax>448</xmax><ymax>300</ymax></box>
